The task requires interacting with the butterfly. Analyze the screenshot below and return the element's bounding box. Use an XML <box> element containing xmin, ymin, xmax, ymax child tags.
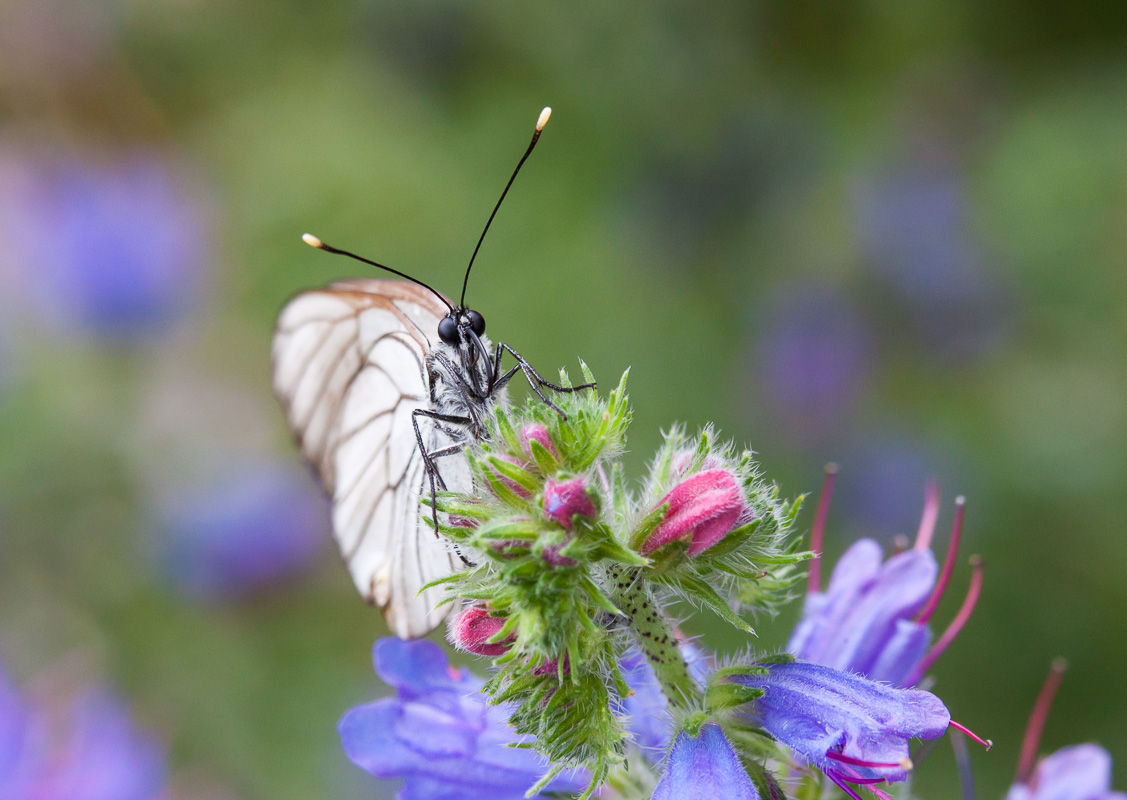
<box><xmin>272</xmin><ymin>108</ymin><xmax>593</xmax><ymax>638</ymax></box>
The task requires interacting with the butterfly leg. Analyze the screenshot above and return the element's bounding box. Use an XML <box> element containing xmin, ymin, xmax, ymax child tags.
<box><xmin>493</xmin><ymin>342</ymin><xmax>596</xmax><ymax>417</ymax></box>
<box><xmin>412</xmin><ymin>408</ymin><xmax>472</xmax><ymax>539</ymax></box>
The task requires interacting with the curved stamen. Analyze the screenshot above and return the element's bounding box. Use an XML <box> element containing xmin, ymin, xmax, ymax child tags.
<box><xmin>949</xmin><ymin>719</ymin><xmax>993</xmax><ymax>751</ymax></box>
<box><xmin>807</xmin><ymin>463</ymin><xmax>838</xmax><ymax>595</ymax></box>
<box><xmin>916</xmin><ymin>496</ymin><xmax>965</xmax><ymax>624</ymax></box>
<box><xmin>903</xmin><ymin>556</ymin><xmax>984</xmax><ymax>686</ymax></box>
<box><xmin>1016</xmin><ymin>658</ymin><xmax>1068</xmax><ymax>784</ymax></box>
<box><xmin>915</xmin><ymin>480</ymin><xmax>941</xmax><ymax>550</ymax></box>
<box><xmin>826</xmin><ymin>751</ymin><xmax>913</xmax><ymax>771</ymax></box>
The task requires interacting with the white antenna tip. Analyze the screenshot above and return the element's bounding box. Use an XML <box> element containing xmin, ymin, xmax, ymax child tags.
<box><xmin>536</xmin><ymin>107</ymin><xmax>552</xmax><ymax>131</ymax></box>
<box><xmin>302</xmin><ymin>233</ymin><xmax>324</xmax><ymax>249</ymax></box>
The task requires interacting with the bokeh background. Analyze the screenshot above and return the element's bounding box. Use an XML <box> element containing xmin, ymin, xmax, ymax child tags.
<box><xmin>2</xmin><ymin>1</ymin><xmax>1126</xmax><ymax>798</ymax></box>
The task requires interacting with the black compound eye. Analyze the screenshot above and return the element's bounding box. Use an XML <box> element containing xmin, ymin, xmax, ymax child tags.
<box><xmin>438</xmin><ymin>315</ymin><xmax>459</xmax><ymax>344</ymax></box>
<box><xmin>466</xmin><ymin>309</ymin><xmax>486</xmax><ymax>336</ymax></box>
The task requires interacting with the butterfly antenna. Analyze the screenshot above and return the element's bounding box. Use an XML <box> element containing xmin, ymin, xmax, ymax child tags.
<box><xmin>302</xmin><ymin>233</ymin><xmax>454</xmax><ymax>312</ymax></box>
<box><xmin>459</xmin><ymin>106</ymin><xmax>551</xmax><ymax>309</ymax></box>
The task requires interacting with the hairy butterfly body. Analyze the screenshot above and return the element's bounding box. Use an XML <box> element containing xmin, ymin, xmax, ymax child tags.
<box><xmin>272</xmin><ymin>108</ymin><xmax>591</xmax><ymax>638</ymax></box>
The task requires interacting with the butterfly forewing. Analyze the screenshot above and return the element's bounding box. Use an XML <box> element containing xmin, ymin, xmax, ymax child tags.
<box><xmin>272</xmin><ymin>279</ymin><xmax>465</xmax><ymax>638</ymax></box>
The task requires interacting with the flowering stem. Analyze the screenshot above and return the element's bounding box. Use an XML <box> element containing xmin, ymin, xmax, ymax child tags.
<box><xmin>606</xmin><ymin>565</ymin><xmax>699</xmax><ymax>709</ymax></box>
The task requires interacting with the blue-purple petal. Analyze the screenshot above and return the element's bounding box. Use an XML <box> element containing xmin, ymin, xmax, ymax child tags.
<box><xmin>653</xmin><ymin>724</ymin><xmax>760</xmax><ymax>800</ymax></box>
<box><xmin>736</xmin><ymin>661</ymin><xmax>949</xmax><ymax>783</ymax></box>
<box><xmin>1006</xmin><ymin>744</ymin><xmax>1127</xmax><ymax>800</ymax></box>
<box><xmin>619</xmin><ymin>648</ymin><xmax>674</xmax><ymax>754</ymax></box>
<box><xmin>344</xmin><ymin>638</ymin><xmax>587</xmax><ymax>799</ymax></box>
<box><xmin>868</xmin><ymin>618</ymin><xmax>931</xmax><ymax>686</ymax></box>
<box><xmin>788</xmin><ymin>539</ymin><xmax>937</xmax><ymax>685</ymax></box>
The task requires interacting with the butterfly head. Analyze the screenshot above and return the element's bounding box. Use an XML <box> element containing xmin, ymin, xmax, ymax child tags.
<box><xmin>438</xmin><ymin>308</ymin><xmax>486</xmax><ymax>346</ymax></box>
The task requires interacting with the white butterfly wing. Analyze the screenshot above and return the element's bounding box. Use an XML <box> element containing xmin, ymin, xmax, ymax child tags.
<box><xmin>272</xmin><ymin>279</ymin><xmax>465</xmax><ymax>638</ymax></box>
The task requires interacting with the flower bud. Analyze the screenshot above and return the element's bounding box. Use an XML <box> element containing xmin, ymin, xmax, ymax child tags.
<box><xmin>542</xmin><ymin>477</ymin><xmax>596</xmax><ymax>530</ymax></box>
<box><xmin>520</xmin><ymin>423</ymin><xmax>559</xmax><ymax>460</ymax></box>
<box><xmin>642</xmin><ymin>469</ymin><xmax>745</xmax><ymax>556</ymax></box>
<box><xmin>450</xmin><ymin>605</ymin><xmax>514</xmax><ymax>657</ymax></box>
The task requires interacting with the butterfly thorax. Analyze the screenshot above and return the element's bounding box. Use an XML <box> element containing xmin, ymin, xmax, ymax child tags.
<box><xmin>427</xmin><ymin>335</ymin><xmax>501</xmax><ymax>441</ymax></box>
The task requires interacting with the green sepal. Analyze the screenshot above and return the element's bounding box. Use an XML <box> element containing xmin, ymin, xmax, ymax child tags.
<box><xmin>743</xmin><ymin>760</ymin><xmax>788</xmax><ymax>800</ymax></box>
<box><xmin>417</xmin><ymin>569</ymin><xmax>474</xmax><ymax>594</ymax></box>
<box><xmin>588</xmin><ymin>533</ymin><xmax>649</xmax><ymax>567</ymax></box>
<box><xmin>705</xmin><ymin>679</ymin><xmax>764</xmax><ymax>714</ymax></box>
<box><xmin>494</xmin><ymin>406</ymin><xmax>521</xmax><ymax>455</ymax></box>
<box><xmin>527</xmin><ymin>437</ymin><xmax>561</xmax><ymax>475</ymax></box>
<box><xmin>662</xmin><ymin>573</ymin><xmax>755</xmax><ymax>635</ymax></box>
<box><xmin>475</xmin><ymin>520</ymin><xmax>543</xmax><ymax>542</ymax></box>
<box><xmin>628</xmin><ymin>502</ymin><xmax>669</xmax><ymax>552</ymax></box>
<box><xmin>484</xmin><ymin>454</ymin><xmax>541</xmax><ymax>495</ymax></box>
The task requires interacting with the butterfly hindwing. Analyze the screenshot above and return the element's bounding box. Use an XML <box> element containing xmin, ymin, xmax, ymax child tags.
<box><xmin>272</xmin><ymin>279</ymin><xmax>463</xmax><ymax>638</ymax></box>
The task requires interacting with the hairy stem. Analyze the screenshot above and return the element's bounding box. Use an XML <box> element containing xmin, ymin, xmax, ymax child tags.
<box><xmin>606</xmin><ymin>564</ymin><xmax>699</xmax><ymax>710</ymax></box>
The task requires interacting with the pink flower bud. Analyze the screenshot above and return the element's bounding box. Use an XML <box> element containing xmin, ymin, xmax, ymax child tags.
<box><xmin>450</xmin><ymin>605</ymin><xmax>514</xmax><ymax>657</ymax></box>
<box><xmin>542</xmin><ymin>477</ymin><xmax>596</xmax><ymax>530</ymax></box>
<box><xmin>520</xmin><ymin>423</ymin><xmax>559</xmax><ymax>460</ymax></box>
<box><xmin>642</xmin><ymin>469</ymin><xmax>745</xmax><ymax>556</ymax></box>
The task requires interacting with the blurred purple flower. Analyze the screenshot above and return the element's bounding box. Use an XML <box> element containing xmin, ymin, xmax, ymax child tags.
<box><xmin>852</xmin><ymin>164</ymin><xmax>1008</xmax><ymax>358</ymax></box>
<box><xmin>1007</xmin><ymin>662</ymin><xmax>1125</xmax><ymax>800</ymax></box>
<box><xmin>652</xmin><ymin>724</ymin><xmax>759</xmax><ymax>800</ymax></box>
<box><xmin>734</xmin><ymin>660</ymin><xmax>960</xmax><ymax>798</ymax></box>
<box><xmin>791</xmin><ymin>474</ymin><xmax>983</xmax><ymax>687</ymax></box>
<box><xmin>837</xmin><ymin>431</ymin><xmax>959</xmax><ymax>538</ymax></box>
<box><xmin>0</xmin><ymin>150</ymin><xmax>206</xmax><ymax>340</ymax></box>
<box><xmin>0</xmin><ymin>664</ymin><xmax>166</xmax><ymax>800</ymax></box>
<box><xmin>1007</xmin><ymin>746</ymin><xmax>1127</xmax><ymax>800</ymax></box>
<box><xmin>755</xmin><ymin>284</ymin><xmax>873</xmax><ymax>444</ymax></box>
<box><xmin>153</xmin><ymin>458</ymin><xmax>328</xmax><ymax>599</ymax></box>
<box><xmin>339</xmin><ymin>638</ymin><xmax>587</xmax><ymax>800</ymax></box>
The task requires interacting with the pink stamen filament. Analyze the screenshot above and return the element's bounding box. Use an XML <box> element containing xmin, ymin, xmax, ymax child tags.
<box><xmin>826</xmin><ymin>751</ymin><xmax>911</xmax><ymax>770</ymax></box>
<box><xmin>903</xmin><ymin>556</ymin><xmax>984</xmax><ymax>687</ymax></box>
<box><xmin>916</xmin><ymin>496</ymin><xmax>965</xmax><ymax>624</ymax></box>
<box><xmin>807</xmin><ymin>463</ymin><xmax>838</xmax><ymax>595</ymax></box>
<box><xmin>915</xmin><ymin>480</ymin><xmax>941</xmax><ymax>550</ymax></box>
<box><xmin>1016</xmin><ymin>658</ymin><xmax>1068</xmax><ymax>784</ymax></box>
<box><xmin>949</xmin><ymin>719</ymin><xmax>993</xmax><ymax>751</ymax></box>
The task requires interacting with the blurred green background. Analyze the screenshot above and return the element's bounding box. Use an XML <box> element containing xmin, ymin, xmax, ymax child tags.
<box><xmin>2</xmin><ymin>1</ymin><xmax>1126</xmax><ymax>798</ymax></box>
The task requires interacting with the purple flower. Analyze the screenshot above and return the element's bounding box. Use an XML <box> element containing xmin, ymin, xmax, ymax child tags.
<box><xmin>733</xmin><ymin>660</ymin><xmax>965</xmax><ymax>798</ymax></box>
<box><xmin>791</xmin><ymin>471</ymin><xmax>983</xmax><ymax>687</ymax></box>
<box><xmin>754</xmin><ymin>283</ymin><xmax>873</xmax><ymax>445</ymax></box>
<box><xmin>0</xmin><ymin>666</ymin><xmax>36</xmax><ymax>798</ymax></box>
<box><xmin>852</xmin><ymin>163</ymin><xmax>1007</xmax><ymax>359</ymax></box>
<box><xmin>339</xmin><ymin>638</ymin><xmax>587</xmax><ymax>799</ymax></box>
<box><xmin>0</xmin><ymin>150</ymin><xmax>206</xmax><ymax>340</ymax></box>
<box><xmin>652</xmin><ymin>724</ymin><xmax>760</xmax><ymax>800</ymax></box>
<box><xmin>1008</xmin><ymin>661</ymin><xmax>1125</xmax><ymax>800</ymax></box>
<box><xmin>1007</xmin><ymin>745</ymin><xmax>1127</xmax><ymax>800</ymax></box>
<box><xmin>641</xmin><ymin>469</ymin><xmax>746</xmax><ymax>556</ymax></box>
<box><xmin>153</xmin><ymin>458</ymin><xmax>328</xmax><ymax>599</ymax></box>
<box><xmin>0</xmin><ymin>664</ymin><xmax>166</xmax><ymax>800</ymax></box>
